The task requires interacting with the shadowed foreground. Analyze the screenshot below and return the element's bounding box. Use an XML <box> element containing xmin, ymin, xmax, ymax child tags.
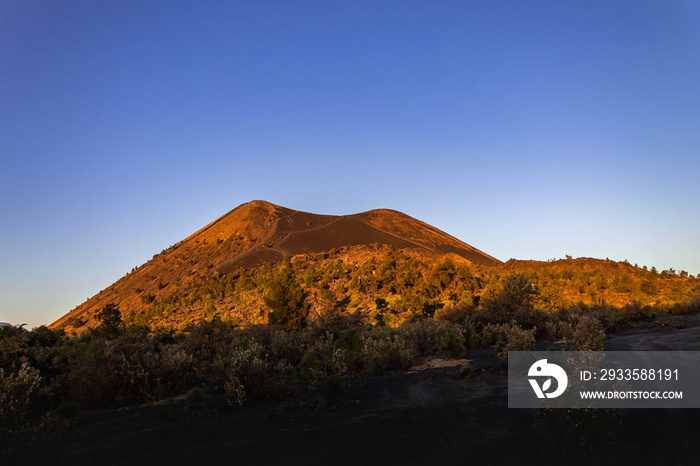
<box><xmin>23</xmin><ymin>322</ymin><xmax>700</xmax><ymax>465</ymax></box>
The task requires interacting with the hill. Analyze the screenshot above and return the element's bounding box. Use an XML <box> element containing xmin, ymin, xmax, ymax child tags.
<box><xmin>499</xmin><ymin>257</ymin><xmax>699</xmax><ymax>309</ymax></box>
<box><xmin>51</xmin><ymin>201</ymin><xmax>500</xmax><ymax>331</ymax></box>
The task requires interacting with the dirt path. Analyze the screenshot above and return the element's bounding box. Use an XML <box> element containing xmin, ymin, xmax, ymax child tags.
<box><xmin>605</xmin><ymin>315</ymin><xmax>700</xmax><ymax>351</ymax></box>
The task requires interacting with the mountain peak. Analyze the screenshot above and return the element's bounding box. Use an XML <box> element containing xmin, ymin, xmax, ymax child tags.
<box><xmin>241</xmin><ymin>199</ymin><xmax>283</xmax><ymax>210</ymax></box>
<box><xmin>51</xmin><ymin>201</ymin><xmax>500</xmax><ymax>330</ymax></box>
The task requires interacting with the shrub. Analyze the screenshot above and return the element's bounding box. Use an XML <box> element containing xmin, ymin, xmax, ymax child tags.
<box><xmin>309</xmin><ymin>309</ymin><xmax>366</xmax><ymax>338</ymax></box>
<box><xmin>185</xmin><ymin>387</ymin><xmax>206</xmax><ymax>406</ymax></box>
<box><xmin>394</xmin><ymin>320</ymin><xmax>431</xmax><ymax>356</ymax></box>
<box><xmin>267</xmin><ymin>328</ymin><xmax>303</xmax><ymax>366</ymax></box>
<box><xmin>506</xmin><ymin>324</ymin><xmax>536</xmax><ymax>352</ymax></box>
<box><xmin>314</xmin><ymin>348</ymin><xmax>346</xmax><ymax>408</ymax></box>
<box><xmin>0</xmin><ymin>362</ymin><xmax>43</xmax><ymax>440</ymax></box>
<box><xmin>298</xmin><ymin>350</ymin><xmax>322</xmax><ymax>380</ymax></box>
<box><xmin>469</xmin><ymin>333</ymin><xmax>483</xmax><ymax>349</ymax></box>
<box><xmin>369</xmin><ymin>355</ymin><xmax>385</xmax><ymax>377</ymax></box>
<box><xmin>368</xmin><ymin>330</ymin><xmax>415</xmax><ymax>371</ymax></box>
<box><xmin>482</xmin><ymin>323</ymin><xmax>508</xmax><ymax>346</ymax></box>
<box><xmin>574</xmin><ymin>315</ymin><xmax>605</xmax><ymax>351</ymax></box>
<box><xmin>225</xmin><ymin>347</ymin><xmax>263</xmax><ymax>401</ymax></box>
<box><xmin>458</xmin><ymin>364</ymin><xmax>473</xmax><ymax>381</ymax></box>
<box><xmin>482</xmin><ymin>273</ymin><xmax>539</xmax><ymax>323</ymax></box>
<box><xmin>439</xmin><ymin>329</ymin><xmax>465</xmax><ymax>358</ymax></box>
<box><xmin>495</xmin><ymin>340</ymin><xmax>507</xmax><ymax>359</ymax></box>
<box><xmin>496</xmin><ymin>323</ymin><xmax>536</xmax><ymax>363</ymax></box>
<box><xmin>335</xmin><ymin>328</ymin><xmax>364</xmax><ymax>372</ymax></box>
<box><xmin>141</xmin><ymin>294</ymin><xmax>155</xmax><ymax>304</ymax></box>
<box><xmin>223</xmin><ymin>377</ymin><xmax>245</xmax><ymax>408</ymax></box>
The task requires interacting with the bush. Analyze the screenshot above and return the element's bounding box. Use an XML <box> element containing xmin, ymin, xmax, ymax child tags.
<box><xmin>495</xmin><ymin>340</ymin><xmax>507</xmax><ymax>358</ymax></box>
<box><xmin>482</xmin><ymin>273</ymin><xmax>539</xmax><ymax>323</ymax></box>
<box><xmin>439</xmin><ymin>329</ymin><xmax>465</xmax><ymax>358</ymax></box>
<box><xmin>497</xmin><ymin>323</ymin><xmax>536</xmax><ymax>363</ymax></box>
<box><xmin>469</xmin><ymin>333</ymin><xmax>483</xmax><ymax>349</ymax></box>
<box><xmin>335</xmin><ymin>328</ymin><xmax>364</xmax><ymax>372</ymax></box>
<box><xmin>506</xmin><ymin>324</ymin><xmax>536</xmax><ymax>352</ymax></box>
<box><xmin>458</xmin><ymin>364</ymin><xmax>473</xmax><ymax>381</ymax></box>
<box><xmin>0</xmin><ymin>362</ymin><xmax>43</xmax><ymax>441</ymax></box>
<box><xmin>481</xmin><ymin>323</ymin><xmax>508</xmax><ymax>346</ymax></box>
<box><xmin>185</xmin><ymin>387</ymin><xmax>206</xmax><ymax>406</ymax></box>
<box><xmin>574</xmin><ymin>315</ymin><xmax>605</xmax><ymax>351</ymax></box>
<box><xmin>364</xmin><ymin>329</ymin><xmax>415</xmax><ymax>371</ymax></box>
<box><xmin>298</xmin><ymin>350</ymin><xmax>322</xmax><ymax>380</ymax></box>
<box><xmin>313</xmin><ymin>348</ymin><xmax>346</xmax><ymax>408</ymax></box>
<box><xmin>398</xmin><ymin>319</ymin><xmax>458</xmax><ymax>356</ymax></box>
<box><xmin>369</xmin><ymin>355</ymin><xmax>385</xmax><ymax>377</ymax></box>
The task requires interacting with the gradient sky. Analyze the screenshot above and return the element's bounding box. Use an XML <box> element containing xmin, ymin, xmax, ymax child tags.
<box><xmin>2</xmin><ymin>1</ymin><xmax>699</xmax><ymax>328</ymax></box>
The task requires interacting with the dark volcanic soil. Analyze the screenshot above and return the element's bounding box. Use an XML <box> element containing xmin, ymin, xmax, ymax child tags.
<box><xmin>20</xmin><ymin>318</ymin><xmax>700</xmax><ymax>465</ymax></box>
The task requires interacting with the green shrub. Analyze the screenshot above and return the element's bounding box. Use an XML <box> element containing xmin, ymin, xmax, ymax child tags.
<box><xmin>335</xmin><ymin>328</ymin><xmax>364</xmax><ymax>371</ymax></box>
<box><xmin>469</xmin><ymin>333</ymin><xmax>482</xmax><ymax>349</ymax></box>
<box><xmin>439</xmin><ymin>329</ymin><xmax>465</xmax><ymax>358</ymax></box>
<box><xmin>298</xmin><ymin>350</ymin><xmax>321</xmax><ymax>380</ymax></box>
<box><xmin>369</xmin><ymin>355</ymin><xmax>385</xmax><ymax>377</ymax></box>
<box><xmin>185</xmin><ymin>387</ymin><xmax>206</xmax><ymax>406</ymax></box>
<box><xmin>495</xmin><ymin>339</ymin><xmax>506</xmax><ymax>355</ymax></box>
<box><xmin>458</xmin><ymin>364</ymin><xmax>473</xmax><ymax>381</ymax></box>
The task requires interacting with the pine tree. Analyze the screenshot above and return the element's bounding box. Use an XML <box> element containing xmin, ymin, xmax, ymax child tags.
<box><xmin>265</xmin><ymin>266</ymin><xmax>310</xmax><ymax>330</ymax></box>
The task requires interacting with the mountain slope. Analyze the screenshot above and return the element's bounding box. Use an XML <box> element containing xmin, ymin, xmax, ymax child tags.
<box><xmin>51</xmin><ymin>200</ymin><xmax>500</xmax><ymax>330</ymax></box>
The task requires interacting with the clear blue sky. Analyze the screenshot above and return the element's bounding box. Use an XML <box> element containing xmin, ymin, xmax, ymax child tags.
<box><xmin>2</xmin><ymin>1</ymin><xmax>699</xmax><ymax>328</ymax></box>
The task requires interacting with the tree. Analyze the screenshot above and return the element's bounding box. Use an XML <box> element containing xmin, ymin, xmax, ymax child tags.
<box><xmin>483</xmin><ymin>273</ymin><xmax>539</xmax><ymax>324</ymax></box>
<box><xmin>95</xmin><ymin>303</ymin><xmax>123</xmax><ymax>336</ymax></box>
<box><xmin>265</xmin><ymin>266</ymin><xmax>310</xmax><ymax>330</ymax></box>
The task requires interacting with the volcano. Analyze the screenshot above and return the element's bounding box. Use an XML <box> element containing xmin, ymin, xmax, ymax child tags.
<box><xmin>51</xmin><ymin>200</ymin><xmax>500</xmax><ymax>330</ymax></box>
